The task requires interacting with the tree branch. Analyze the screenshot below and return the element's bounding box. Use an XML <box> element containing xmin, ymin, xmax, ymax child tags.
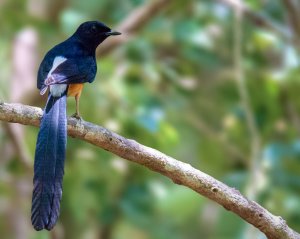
<box><xmin>0</xmin><ymin>102</ymin><xmax>299</xmax><ymax>239</ymax></box>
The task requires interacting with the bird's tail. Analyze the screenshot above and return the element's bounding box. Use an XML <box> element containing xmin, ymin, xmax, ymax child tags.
<box><xmin>31</xmin><ymin>93</ymin><xmax>67</xmax><ymax>231</ymax></box>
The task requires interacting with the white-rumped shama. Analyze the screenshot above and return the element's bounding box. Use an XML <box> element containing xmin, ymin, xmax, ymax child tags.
<box><xmin>32</xmin><ymin>21</ymin><xmax>121</xmax><ymax>231</ymax></box>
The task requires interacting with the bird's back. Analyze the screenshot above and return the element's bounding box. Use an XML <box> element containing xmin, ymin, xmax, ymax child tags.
<box><xmin>37</xmin><ymin>39</ymin><xmax>97</xmax><ymax>90</ymax></box>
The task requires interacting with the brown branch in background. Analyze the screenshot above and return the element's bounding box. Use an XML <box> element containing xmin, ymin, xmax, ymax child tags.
<box><xmin>3</xmin><ymin>124</ymin><xmax>32</xmax><ymax>170</ymax></box>
<box><xmin>6</xmin><ymin>28</ymin><xmax>39</xmax><ymax>170</ymax></box>
<box><xmin>233</xmin><ymin>6</ymin><xmax>264</xmax><ymax>238</ymax></box>
<box><xmin>7</xmin><ymin>177</ymin><xmax>32</xmax><ymax>239</ymax></box>
<box><xmin>217</xmin><ymin>0</ymin><xmax>292</xmax><ymax>40</ymax></box>
<box><xmin>282</xmin><ymin>0</ymin><xmax>300</xmax><ymax>38</ymax></box>
<box><xmin>27</xmin><ymin>0</ymin><xmax>67</xmax><ymax>22</ymax></box>
<box><xmin>0</xmin><ymin>102</ymin><xmax>299</xmax><ymax>239</ymax></box>
<box><xmin>280</xmin><ymin>88</ymin><xmax>300</xmax><ymax>136</ymax></box>
<box><xmin>97</xmin><ymin>0</ymin><xmax>171</xmax><ymax>56</ymax></box>
<box><xmin>28</xmin><ymin>0</ymin><xmax>172</xmax><ymax>106</ymax></box>
<box><xmin>233</xmin><ymin>0</ymin><xmax>261</xmax><ymax>199</ymax></box>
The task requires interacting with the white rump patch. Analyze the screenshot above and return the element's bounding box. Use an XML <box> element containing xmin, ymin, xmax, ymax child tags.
<box><xmin>47</xmin><ymin>56</ymin><xmax>67</xmax><ymax>97</ymax></box>
<box><xmin>50</xmin><ymin>84</ymin><xmax>67</xmax><ymax>97</ymax></box>
<box><xmin>47</xmin><ymin>56</ymin><xmax>67</xmax><ymax>78</ymax></box>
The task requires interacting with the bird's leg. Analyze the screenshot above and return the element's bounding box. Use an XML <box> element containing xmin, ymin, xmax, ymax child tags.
<box><xmin>75</xmin><ymin>94</ymin><xmax>80</xmax><ymax>117</ymax></box>
<box><xmin>71</xmin><ymin>94</ymin><xmax>82</xmax><ymax>120</ymax></box>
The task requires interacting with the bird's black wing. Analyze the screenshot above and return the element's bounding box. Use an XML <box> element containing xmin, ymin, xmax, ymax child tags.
<box><xmin>48</xmin><ymin>57</ymin><xmax>96</xmax><ymax>84</ymax></box>
<box><xmin>37</xmin><ymin>52</ymin><xmax>55</xmax><ymax>90</ymax></box>
<box><xmin>39</xmin><ymin>57</ymin><xmax>97</xmax><ymax>95</ymax></box>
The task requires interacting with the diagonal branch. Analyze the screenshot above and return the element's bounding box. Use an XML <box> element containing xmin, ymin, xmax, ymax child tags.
<box><xmin>217</xmin><ymin>0</ymin><xmax>293</xmax><ymax>41</ymax></box>
<box><xmin>282</xmin><ymin>0</ymin><xmax>300</xmax><ymax>38</ymax></box>
<box><xmin>0</xmin><ymin>102</ymin><xmax>299</xmax><ymax>239</ymax></box>
<box><xmin>97</xmin><ymin>0</ymin><xmax>171</xmax><ymax>56</ymax></box>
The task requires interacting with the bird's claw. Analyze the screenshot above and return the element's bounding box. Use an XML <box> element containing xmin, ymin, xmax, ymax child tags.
<box><xmin>71</xmin><ymin>113</ymin><xmax>82</xmax><ymax>121</ymax></box>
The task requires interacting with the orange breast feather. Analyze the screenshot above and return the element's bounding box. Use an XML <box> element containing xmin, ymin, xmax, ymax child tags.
<box><xmin>67</xmin><ymin>83</ymin><xmax>84</xmax><ymax>97</ymax></box>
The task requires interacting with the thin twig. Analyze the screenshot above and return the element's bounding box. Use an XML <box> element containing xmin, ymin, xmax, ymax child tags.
<box><xmin>234</xmin><ymin>6</ymin><xmax>264</xmax><ymax>238</ymax></box>
<box><xmin>233</xmin><ymin>0</ymin><xmax>261</xmax><ymax>200</ymax></box>
<box><xmin>0</xmin><ymin>102</ymin><xmax>299</xmax><ymax>239</ymax></box>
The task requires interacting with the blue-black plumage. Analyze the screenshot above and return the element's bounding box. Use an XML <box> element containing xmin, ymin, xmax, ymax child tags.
<box><xmin>32</xmin><ymin>21</ymin><xmax>121</xmax><ymax>231</ymax></box>
<box><xmin>32</xmin><ymin>93</ymin><xmax>67</xmax><ymax>230</ymax></box>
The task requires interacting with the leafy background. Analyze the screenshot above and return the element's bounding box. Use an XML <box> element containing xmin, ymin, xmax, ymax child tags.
<box><xmin>0</xmin><ymin>0</ymin><xmax>300</xmax><ymax>238</ymax></box>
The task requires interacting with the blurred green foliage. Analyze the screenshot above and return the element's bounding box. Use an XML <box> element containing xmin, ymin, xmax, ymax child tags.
<box><xmin>0</xmin><ymin>0</ymin><xmax>300</xmax><ymax>239</ymax></box>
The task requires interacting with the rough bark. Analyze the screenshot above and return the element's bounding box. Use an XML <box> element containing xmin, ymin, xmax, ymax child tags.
<box><xmin>0</xmin><ymin>102</ymin><xmax>299</xmax><ymax>239</ymax></box>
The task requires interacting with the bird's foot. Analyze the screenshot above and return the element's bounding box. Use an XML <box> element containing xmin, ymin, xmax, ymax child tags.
<box><xmin>71</xmin><ymin>113</ymin><xmax>82</xmax><ymax>121</ymax></box>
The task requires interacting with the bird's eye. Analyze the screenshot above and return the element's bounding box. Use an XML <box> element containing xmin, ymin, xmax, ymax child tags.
<box><xmin>91</xmin><ymin>25</ymin><xmax>97</xmax><ymax>33</ymax></box>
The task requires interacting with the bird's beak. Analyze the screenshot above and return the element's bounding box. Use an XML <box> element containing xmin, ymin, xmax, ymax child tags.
<box><xmin>106</xmin><ymin>30</ymin><xmax>122</xmax><ymax>36</ymax></box>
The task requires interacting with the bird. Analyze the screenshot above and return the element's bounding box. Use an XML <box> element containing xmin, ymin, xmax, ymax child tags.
<box><xmin>31</xmin><ymin>21</ymin><xmax>121</xmax><ymax>231</ymax></box>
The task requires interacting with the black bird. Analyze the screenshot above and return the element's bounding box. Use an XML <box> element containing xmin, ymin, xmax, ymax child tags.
<box><xmin>32</xmin><ymin>21</ymin><xmax>121</xmax><ymax>231</ymax></box>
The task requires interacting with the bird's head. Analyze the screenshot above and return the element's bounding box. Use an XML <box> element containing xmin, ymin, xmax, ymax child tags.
<box><xmin>73</xmin><ymin>21</ymin><xmax>121</xmax><ymax>49</ymax></box>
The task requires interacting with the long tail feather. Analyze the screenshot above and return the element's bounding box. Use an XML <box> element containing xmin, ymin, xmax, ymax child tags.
<box><xmin>31</xmin><ymin>93</ymin><xmax>67</xmax><ymax>231</ymax></box>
